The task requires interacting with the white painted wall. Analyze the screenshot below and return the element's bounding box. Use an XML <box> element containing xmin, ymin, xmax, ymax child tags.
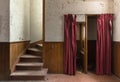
<box><xmin>113</xmin><ymin>0</ymin><xmax>120</xmax><ymax>41</ymax></box>
<box><xmin>76</xmin><ymin>15</ymin><xmax>85</xmax><ymax>22</ymax></box>
<box><xmin>30</xmin><ymin>0</ymin><xmax>43</xmax><ymax>43</ymax></box>
<box><xmin>0</xmin><ymin>0</ymin><xmax>9</xmax><ymax>42</ymax></box>
<box><xmin>10</xmin><ymin>0</ymin><xmax>30</xmax><ymax>42</ymax></box>
<box><xmin>45</xmin><ymin>0</ymin><xmax>113</xmax><ymax>42</ymax></box>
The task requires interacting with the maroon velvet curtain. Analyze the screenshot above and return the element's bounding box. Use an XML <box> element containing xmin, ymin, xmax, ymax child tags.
<box><xmin>96</xmin><ymin>14</ymin><xmax>113</xmax><ymax>75</ymax></box>
<box><xmin>64</xmin><ymin>14</ymin><xmax>77</xmax><ymax>75</ymax></box>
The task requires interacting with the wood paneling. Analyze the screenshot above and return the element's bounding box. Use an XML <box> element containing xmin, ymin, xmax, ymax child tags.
<box><xmin>10</xmin><ymin>41</ymin><xmax>30</xmax><ymax>73</ymax></box>
<box><xmin>113</xmin><ymin>42</ymin><xmax>120</xmax><ymax>77</ymax></box>
<box><xmin>0</xmin><ymin>41</ymin><xmax>29</xmax><ymax>80</ymax></box>
<box><xmin>0</xmin><ymin>42</ymin><xmax>10</xmax><ymax>80</ymax></box>
<box><xmin>43</xmin><ymin>42</ymin><xmax>64</xmax><ymax>73</ymax></box>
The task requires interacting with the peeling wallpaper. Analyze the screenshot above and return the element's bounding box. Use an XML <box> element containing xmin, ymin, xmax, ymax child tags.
<box><xmin>113</xmin><ymin>0</ymin><xmax>120</xmax><ymax>41</ymax></box>
<box><xmin>30</xmin><ymin>0</ymin><xmax>43</xmax><ymax>43</ymax></box>
<box><xmin>0</xmin><ymin>0</ymin><xmax>9</xmax><ymax>42</ymax></box>
<box><xmin>45</xmin><ymin>0</ymin><xmax>114</xmax><ymax>41</ymax></box>
<box><xmin>10</xmin><ymin>0</ymin><xmax>30</xmax><ymax>42</ymax></box>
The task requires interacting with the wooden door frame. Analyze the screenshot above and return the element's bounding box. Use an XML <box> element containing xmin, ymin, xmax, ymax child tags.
<box><xmin>84</xmin><ymin>15</ymin><xmax>88</xmax><ymax>73</ymax></box>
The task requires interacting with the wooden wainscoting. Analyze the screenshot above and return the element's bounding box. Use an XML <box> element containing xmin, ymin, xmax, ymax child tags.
<box><xmin>43</xmin><ymin>42</ymin><xmax>64</xmax><ymax>73</ymax></box>
<box><xmin>0</xmin><ymin>42</ymin><xmax>10</xmax><ymax>80</ymax></box>
<box><xmin>10</xmin><ymin>41</ymin><xmax>30</xmax><ymax>73</ymax></box>
<box><xmin>113</xmin><ymin>42</ymin><xmax>120</xmax><ymax>77</ymax></box>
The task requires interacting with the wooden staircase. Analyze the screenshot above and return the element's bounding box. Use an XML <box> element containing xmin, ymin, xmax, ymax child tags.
<box><xmin>10</xmin><ymin>44</ymin><xmax>48</xmax><ymax>80</ymax></box>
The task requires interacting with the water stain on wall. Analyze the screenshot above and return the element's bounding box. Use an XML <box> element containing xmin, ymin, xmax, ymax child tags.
<box><xmin>45</xmin><ymin>0</ymin><xmax>114</xmax><ymax>41</ymax></box>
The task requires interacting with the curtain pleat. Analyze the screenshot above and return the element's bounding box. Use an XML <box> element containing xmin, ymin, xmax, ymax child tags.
<box><xmin>64</xmin><ymin>14</ymin><xmax>77</xmax><ymax>75</ymax></box>
<box><xmin>96</xmin><ymin>14</ymin><xmax>113</xmax><ymax>75</ymax></box>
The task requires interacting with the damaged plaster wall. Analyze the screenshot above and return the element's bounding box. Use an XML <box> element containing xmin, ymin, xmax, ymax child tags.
<box><xmin>0</xmin><ymin>0</ymin><xmax>9</xmax><ymax>42</ymax></box>
<box><xmin>45</xmin><ymin>0</ymin><xmax>113</xmax><ymax>42</ymax></box>
<box><xmin>113</xmin><ymin>0</ymin><xmax>120</xmax><ymax>41</ymax></box>
<box><xmin>10</xmin><ymin>0</ymin><xmax>30</xmax><ymax>42</ymax></box>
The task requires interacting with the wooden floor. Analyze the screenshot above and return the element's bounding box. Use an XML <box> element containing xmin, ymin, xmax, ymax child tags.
<box><xmin>8</xmin><ymin>71</ymin><xmax>120</xmax><ymax>82</ymax></box>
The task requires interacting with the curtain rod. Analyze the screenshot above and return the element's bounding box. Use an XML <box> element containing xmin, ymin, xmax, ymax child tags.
<box><xmin>66</xmin><ymin>13</ymin><xmax>114</xmax><ymax>15</ymax></box>
<box><xmin>73</xmin><ymin>14</ymin><xmax>85</xmax><ymax>15</ymax></box>
<box><xmin>65</xmin><ymin>14</ymin><xmax>85</xmax><ymax>15</ymax></box>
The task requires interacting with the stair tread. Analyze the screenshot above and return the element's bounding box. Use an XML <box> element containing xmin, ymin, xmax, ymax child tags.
<box><xmin>21</xmin><ymin>55</ymin><xmax>41</xmax><ymax>58</ymax></box>
<box><xmin>16</xmin><ymin>62</ymin><xmax>43</xmax><ymax>66</ymax></box>
<box><xmin>11</xmin><ymin>69</ymin><xmax>48</xmax><ymax>76</ymax></box>
<box><xmin>37</xmin><ymin>44</ymin><xmax>43</xmax><ymax>47</ymax></box>
<box><xmin>28</xmin><ymin>48</ymin><xmax>41</xmax><ymax>52</ymax></box>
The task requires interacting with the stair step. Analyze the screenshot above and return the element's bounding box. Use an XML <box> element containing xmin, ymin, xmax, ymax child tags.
<box><xmin>16</xmin><ymin>62</ymin><xmax>43</xmax><ymax>70</ymax></box>
<box><xmin>16</xmin><ymin>62</ymin><xmax>43</xmax><ymax>66</ymax></box>
<box><xmin>21</xmin><ymin>55</ymin><xmax>41</xmax><ymax>58</ymax></box>
<box><xmin>20</xmin><ymin>55</ymin><xmax>42</xmax><ymax>62</ymax></box>
<box><xmin>26</xmin><ymin>48</ymin><xmax>42</xmax><ymax>55</ymax></box>
<box><xmin>37</xmin><ymin>44</ymin><xmax>43</xmax><ymax>47</ymax></box>
<box><xmin>11</xmin><ymin>68</ymin><xmax>48</xmax><ymax>80</ymax></box>
<box><xmin>20</xmin><ymin>58</ymin><xmax>42</xmax><ymax>62</ymax></box>
<box><xmin>36</xmin><ymin>44</ymin><xmax>43</xmax><ymax>50</ymax></box>
<box><xmin>28</xmin><ymin>48</ymin><xmax>41</xmax><ymax>52</ymax></box>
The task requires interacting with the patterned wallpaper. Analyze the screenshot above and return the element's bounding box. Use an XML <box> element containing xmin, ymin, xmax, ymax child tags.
<box><xmin>45</xmin><ymin>0</ymin><xmax>114</xmax><ymax>41</ymax></box>
<box><xmin>113</xmin><ymin>0</ymin><xmax>120</xmax><ymax>41</ymax></box>
<box><xmin>0</xmin><ymin>0</ymin><xmax>9</xmax><ymax>42</ymax></box>
<box><xmin>10</xmin><ymin>0</ymin><xmax>30</xmax><ymax>42</ymax></box>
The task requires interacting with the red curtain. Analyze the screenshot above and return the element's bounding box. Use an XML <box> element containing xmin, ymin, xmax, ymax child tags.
<box><xmin>96</xmin><ymin>14</ymin><xmax>113</xmax><ymax>75</ymax></box>
<box><xmin>64</xmin><ymin>14</ymin><xmax>77</xmax><ymax>75</ymax></box>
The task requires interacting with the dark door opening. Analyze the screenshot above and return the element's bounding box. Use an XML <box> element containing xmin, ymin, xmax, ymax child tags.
<box><xmin>76</xmin><ymin>15</ymin><xmax>97</xmax><ymax>73</ymax></box>
<box><xmin>76</xmin><ymin>22</ymin><xmax>86</xmax><ymax>72</ymax></box>
<box><xmin>87</xmin><ymin>15</ymin><xmax>97</xmax><ymax>73</ymax></box>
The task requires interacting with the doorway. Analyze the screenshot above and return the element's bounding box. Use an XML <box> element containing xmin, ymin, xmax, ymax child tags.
<box><xmin>87</xmin><ymin>15</ymin><xmax>97</xmax><ymax>73</ymax></box>
<box><xmin>76</xmin><ymin>15</ymin><xmax>97</xmax><ymax>73</ymax></box>
<box><xmin>76</xmin><ymin>22</ymin><xmax>85</xmax><ymax>72</ymax></box>
<box><xmin>76</xmin><ymin>22</ymin><xmax>87</xmax><ymax>73</ymax></box>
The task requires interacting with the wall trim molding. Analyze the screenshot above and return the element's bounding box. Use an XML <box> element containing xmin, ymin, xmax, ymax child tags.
<box><xmin>44</xmin><ymin>42</ymin><xmax>64</xmax><ymax>43</ymax></box>
<box><xmin>113</xmin><ymin>41</ymin><xmax>120</xmax><ymax>42</ymax></box>
<box><xmin>10</xmin><ymin>40</ymin><xmax>30</xmax><ymax>43</ymax></box>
